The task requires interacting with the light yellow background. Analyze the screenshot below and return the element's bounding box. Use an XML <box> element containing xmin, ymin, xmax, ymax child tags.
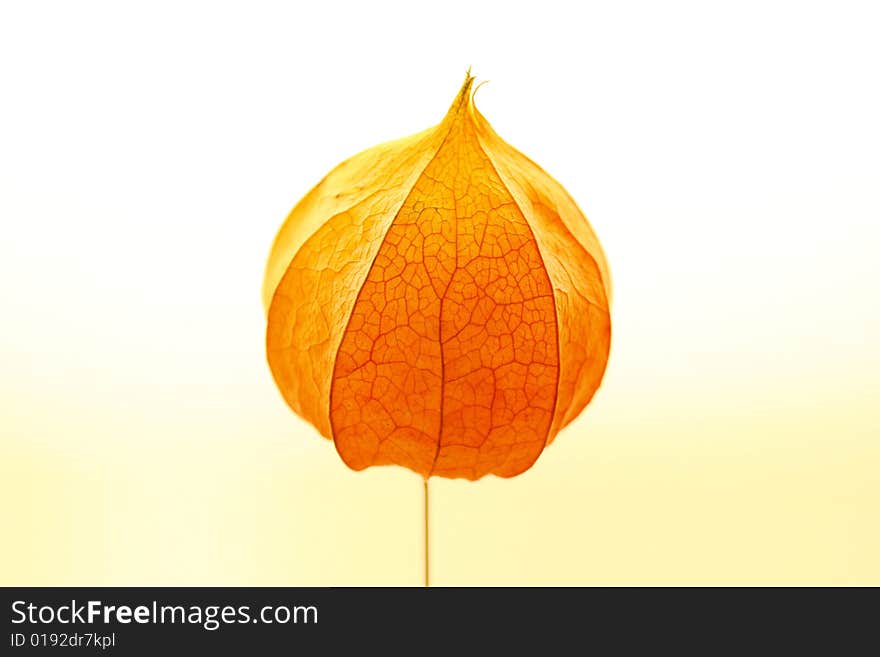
<box><xmin>2</xmin><ymin>1</ymin><xmax>878</xmax><ymax>585</ymax></box>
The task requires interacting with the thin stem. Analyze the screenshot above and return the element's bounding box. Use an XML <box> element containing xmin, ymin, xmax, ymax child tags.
<box><xmin>424</xmin><ymin>477</ymin><xmax>430</xmax><ymax>587</ymax></box>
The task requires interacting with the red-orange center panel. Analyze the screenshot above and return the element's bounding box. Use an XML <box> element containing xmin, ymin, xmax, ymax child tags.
<box><xmin>329</xmin><ymin>117</ymin><xmax>559</xmax><ymax>479</ymax></box>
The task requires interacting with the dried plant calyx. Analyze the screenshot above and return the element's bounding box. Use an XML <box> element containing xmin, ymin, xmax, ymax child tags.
<box><xmin>265</xmin><ymin>72</ymin><xmax>611</xmax><ymax>480</ymax></box>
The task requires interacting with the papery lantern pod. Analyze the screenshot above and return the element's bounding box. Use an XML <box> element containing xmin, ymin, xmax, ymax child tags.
<box><xmin>265</xmin><ymin>73</ymin><xmax>611</xmax><ymax>480</ymax></box>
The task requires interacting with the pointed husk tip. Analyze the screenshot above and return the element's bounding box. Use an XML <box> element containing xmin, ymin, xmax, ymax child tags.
<box><xmin>451</xmin><ymin>68</ymin><xmax>476</xmax><ymax>113</ymax></box>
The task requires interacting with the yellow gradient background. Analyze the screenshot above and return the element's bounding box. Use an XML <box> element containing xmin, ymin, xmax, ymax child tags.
<box><xmin>2</xmin><ymin>1</ymin><xmax>878</xmax><ymax>585</ymax></box>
